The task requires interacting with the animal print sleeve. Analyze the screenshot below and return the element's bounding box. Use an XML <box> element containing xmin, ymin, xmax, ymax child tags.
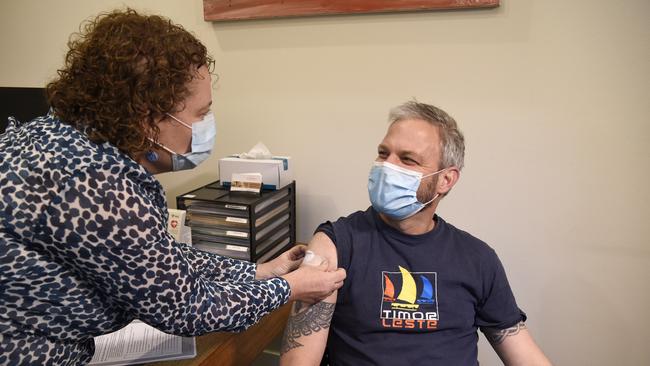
<box><xmin>38</xmin><ymin>166</ymin><xmax>290</xmax><ymax>335</ymax></box>
<box><xmin>176</xmin><ymin>243</ymin><xmax>257</xmax><ymax>282</ymax></box>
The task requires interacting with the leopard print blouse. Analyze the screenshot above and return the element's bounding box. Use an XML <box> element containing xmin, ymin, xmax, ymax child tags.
<box><xmin>0</xmin><ymin>113</ymin><xmax>290</xmax><ymax>365</ymax></box>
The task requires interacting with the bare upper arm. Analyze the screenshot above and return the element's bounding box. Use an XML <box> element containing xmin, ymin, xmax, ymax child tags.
<box><xmin>305</xmin><ymin>231</ymin><xmax>338</xmax><ymax>271</ymax></box>
<box><xmin>280</xmin><ymin>232</ymin><xmax>339</xmax><ymax>366</ymax></box>
<box><xmin>483</xmin><ymin>322</ymin><xmax>553</xmax><ymax>366</ymax></box>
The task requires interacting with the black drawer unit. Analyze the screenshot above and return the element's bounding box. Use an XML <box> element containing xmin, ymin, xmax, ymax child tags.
<box><xmin>176</xmin><ymin>181</ymin><xmax>296</xmax><ymax>263</ymax></box>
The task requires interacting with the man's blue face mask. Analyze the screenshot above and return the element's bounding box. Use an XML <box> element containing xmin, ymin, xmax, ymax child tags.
<box><xmin>147</xmin><ymin>112</ymin><xmax>216</xmax><ymax>171</ymax></box>
<box><xmin>368</xmin><ymin>161</ymin><xmax>444</xmax><ymax>220</ymax></box>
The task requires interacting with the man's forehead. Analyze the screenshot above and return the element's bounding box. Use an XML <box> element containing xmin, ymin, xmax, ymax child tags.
<box><xmin>382</xmin><ymin>119</ymin><xmax>440</xmax><ymax>153</ymax></box>
<box><xmin>378</xmin><ymin>142</ymin><xmax>426</xmax><ymax>157</ymax></box>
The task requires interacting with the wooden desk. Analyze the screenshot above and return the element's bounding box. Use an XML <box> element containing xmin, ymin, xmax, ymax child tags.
<box><xmin>147</xmin><ymin>303</ymin><xmax>291</xmax><ymax>366</ymax></box>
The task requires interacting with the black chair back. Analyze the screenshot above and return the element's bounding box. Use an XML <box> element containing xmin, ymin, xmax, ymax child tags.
<box><xmin>0</xmin><ymin>87</ymin><xmax>49</xmax><ymax>134</ymax></box>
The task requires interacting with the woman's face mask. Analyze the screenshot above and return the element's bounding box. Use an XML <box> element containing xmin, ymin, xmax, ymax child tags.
<box><xmin>146</xmin><ymin>112</ymin><xmax>217</xmax><ymax>171</ymax></box>
<box><xmin>367</xmin><ymin>161</ymin><xmax>444</xmax><ymax>220</ymax></box>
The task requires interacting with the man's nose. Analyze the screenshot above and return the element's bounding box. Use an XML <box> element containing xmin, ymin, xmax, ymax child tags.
<box><xmin>384</xmin><ymin>154</ymin><xmax>401</xmax><ymax>166</ymax></box>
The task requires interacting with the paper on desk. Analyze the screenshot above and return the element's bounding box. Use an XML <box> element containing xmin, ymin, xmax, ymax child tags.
<box><xmin>89</xmin><ymin>320</ymin><xmax>196</xmax><ymax>366</ymax></box>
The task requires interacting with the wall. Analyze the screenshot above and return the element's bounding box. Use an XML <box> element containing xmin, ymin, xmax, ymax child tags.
<box><xmin>1</xmin><ymin>0</ymin><xmax>648</xmax><ymax>364</ymax></box>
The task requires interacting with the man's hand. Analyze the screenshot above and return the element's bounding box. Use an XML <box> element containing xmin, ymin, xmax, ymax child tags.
<box><xmin>256</xmin><ymin>245</ymin><xmax>307</xmax><ymax>280</ymax></box>
<box><xmin>281</xmin><ymin>261</ymin><xmax>346</xmax><ymax>304</ymax></box>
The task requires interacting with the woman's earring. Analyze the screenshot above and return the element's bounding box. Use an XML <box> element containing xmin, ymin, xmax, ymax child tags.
<box><xmin>145</xmin><ymin>150</ymin><xmax>159</xmax><ymax>162</ymax></box>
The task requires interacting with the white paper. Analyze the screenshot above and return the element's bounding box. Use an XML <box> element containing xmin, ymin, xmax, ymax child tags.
<box><xmin>230</xmin><ymin>172</ymin><xmax>263</xmax><ymax>193</ymax></box>
<box><xmin>226</xmin><ymin>245</ymin><xmax>249</xmax><ymax>252</ymax></box>
<box><xmin>226</xmin><ymin>217</ymin><xmax>248</xmax><ymax>224</ymax></box>
<box><xmin>226</xmin><ymin>230</ymin><xmax>249</xmax><ymax>238</ymax></box>
<box><xmin>89</xmin><ymin>321</ymin><xmax>195</xmax><ymax>366</ymax></box>
<box><xmin>225</xmin><ymin>204</ymin><xmax>247</xmax><ymax>210</ymax></box>
<box><xmin>180</xmin><ymin>226</ymin><xmax>192</xmax><ymax>246</ymax></box>
<box><xmin>167</xmin><ymin>209</ymin><xmax>186</xmax><ymax>241</ymax></box>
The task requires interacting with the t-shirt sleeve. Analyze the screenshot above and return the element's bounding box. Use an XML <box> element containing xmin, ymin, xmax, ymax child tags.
<box><xmin>39</xmin><ymin>166</ymin><xmax>290</xmax><ymax>336</ymax></box>
<box><xmin>315</xmin><ymin>221</ymin><xmax>351</xmax><ymax>271</ymax></box>
<box><xmin>315</xmin><ymin>219</ymin><xmax>354</xmax><ymax>304</ymax></box>
<box><xmin>475</xmin><ymin>250</ymin><xmax>527</xmax><ymax>330</ymax></box>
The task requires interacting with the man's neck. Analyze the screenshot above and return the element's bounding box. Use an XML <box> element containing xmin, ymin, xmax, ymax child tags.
<box><xmin>379</xmin><ymin>206</ymin><xmax>437</xmax><ymax>235</ymax></box>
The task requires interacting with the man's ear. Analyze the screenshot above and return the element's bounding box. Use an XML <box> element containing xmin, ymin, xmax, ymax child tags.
<box><xmin>437</xmin><ymin>167</ymin><xmax>460</xmax><ymax>195</ymax></box>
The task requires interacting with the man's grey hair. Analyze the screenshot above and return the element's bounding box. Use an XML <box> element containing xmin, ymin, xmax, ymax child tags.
<box><xmin>389</xmin><ymin>101</ymin><xmax>465</xmax><ymax>170</ymax></box>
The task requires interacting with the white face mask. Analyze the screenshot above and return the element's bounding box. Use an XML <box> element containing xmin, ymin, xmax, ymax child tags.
<box><xmin>146</xmin><ymin>112</ymin><xmax>217</xmax><ymax>171</ymax></box>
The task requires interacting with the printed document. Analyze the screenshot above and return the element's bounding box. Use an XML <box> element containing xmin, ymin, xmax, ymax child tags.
<box><xmin>89</xmin><ymin>320</ymin><xmax>196</xmax><ymax>365</ymax></box>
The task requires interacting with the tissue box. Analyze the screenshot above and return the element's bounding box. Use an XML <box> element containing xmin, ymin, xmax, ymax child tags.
<box><xmin>219</xmin><ymin>156</ymin><xmax>292</xmax><ymax>190</ymax></box>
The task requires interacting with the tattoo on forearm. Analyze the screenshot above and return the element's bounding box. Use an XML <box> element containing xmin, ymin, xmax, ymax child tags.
<box><xmin>484</xmin><ymin>321</ymin><xmax>527</xmax><ymax>345</ymax></box>
<box><xmin>281</xmin><ymin>301</ymin><xmax>335</xmax><ymax>355</ymax></box>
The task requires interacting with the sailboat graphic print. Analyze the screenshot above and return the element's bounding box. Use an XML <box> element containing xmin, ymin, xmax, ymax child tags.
<box><xmin>380</xmin><ymin>266</ymin><xmax>439</xmax><ymax>330</ymax></box>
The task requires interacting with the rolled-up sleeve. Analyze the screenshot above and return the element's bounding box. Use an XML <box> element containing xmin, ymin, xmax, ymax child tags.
<box><xmin>475</xmin><ymin>250</ymin><xmax>526</xmax><ymax>330</ymax></box>
<box><xmin>36</xmin><ymin>165</ymin><xmax>289</xmax><ymax>336</ymax></box>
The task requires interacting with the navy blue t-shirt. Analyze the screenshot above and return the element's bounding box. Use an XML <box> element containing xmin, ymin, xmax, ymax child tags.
<box><xmin>316</xmin><ymin>207</ymin><xmax>526</xmax><ymax>366</ymax></box>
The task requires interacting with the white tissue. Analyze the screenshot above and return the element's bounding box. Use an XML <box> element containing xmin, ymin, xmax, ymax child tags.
<box><xmin>239</xmin><ymin>142</ymin><xmax>273</xmax><ymax>159</ymax></box>
<box><xmin>302</xmin><ymin>250</ymin><xmax>325</xmax><ymax>267</ymax></box>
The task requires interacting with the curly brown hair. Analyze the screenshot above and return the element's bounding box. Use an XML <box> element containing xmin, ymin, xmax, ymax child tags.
<box><xmin>46</xmin><ymin>8</ymin><xmax>214</xmax><ymax>158</ymax></box>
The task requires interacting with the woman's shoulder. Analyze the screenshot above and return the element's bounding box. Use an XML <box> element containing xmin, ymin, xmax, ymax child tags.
<box><xmin>48</xmin><ymin>114</ymin><xmax>142</xmax><ymax>170</ymax></box>
<box><xmin>4</xmin><ymin>113</ymin><xmax>153</xmax><ymax>184</ymax></box>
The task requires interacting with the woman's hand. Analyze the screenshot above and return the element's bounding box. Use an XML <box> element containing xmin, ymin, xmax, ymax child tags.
<box><xmin>255</xmin><ymin>245</ymin><xmax>307</xmax><ymax>280</ymax></box>
<box><xmin>281</xmin><ymin>261</ymin><xmax>346</xmax><ymax>304</ymax></box>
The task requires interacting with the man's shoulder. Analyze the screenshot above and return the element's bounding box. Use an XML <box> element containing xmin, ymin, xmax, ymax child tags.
<box><xmin>313</xmin><ymin>207</ymin><xmax>375</xmax><ymax>258</ymax></box>
<box><xmin>318</xmin><ymin>207</ymin><xmax>375</xmax><ymax>234</ymax></box>
<box><xmin>440</xmin><ymin>218</ymin><xmax>497</xmax><ymax>257</ymax></box>
<box><xmin>334</xmin><ymin>207</ymin><xmax>374</xmax><ymax>225</ymax></box>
